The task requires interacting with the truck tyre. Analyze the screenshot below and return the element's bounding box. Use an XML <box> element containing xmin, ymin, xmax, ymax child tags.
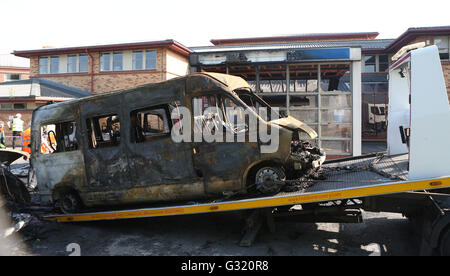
<box><xmin>255</xmin><ymin>167</ymin><xmax>286</xmax><ymax>195</ymax></box>
<box><xmin>58</xmin><ymin>191</ymin><xmax>83</xmax><ymax>214</ymax></box>
<box><xmin>440</xmin><ymin>227</ymin><xmax>450</xmax><ymax>256</ymax></box>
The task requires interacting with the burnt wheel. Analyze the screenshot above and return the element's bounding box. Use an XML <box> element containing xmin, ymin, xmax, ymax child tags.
<box><xmin>255</xmin><ymin>167</ymin><xmax>286</xmax><ymax>195</ymax></box>
<box><xmin>58</xmin><ymin>192</ymin><xmax>83</xmax><ymax>214</ymax></box>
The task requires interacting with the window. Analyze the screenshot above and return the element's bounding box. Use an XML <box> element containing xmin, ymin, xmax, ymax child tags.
<box><xmin>363</xmin><ymin>55</ymin><xmax>389</xmax><ymax>72</ymax></box>
<box><xmin>145</xmin><ymin>50</ymin><xmax>156</xmax><ymax>70</ymax></box>
<box><xmin>39</xmin><ymin>57</ymin><xmax>49</xmax><ymax>74</ymax></box>
<box><xmin>193</xmin><ymin>95</ymin><xmax>222</xmax><ymax>135</ymax></box>
<box><xmin>113</xmin><ymin>52</ymin><xmax>123</xmax><ymax>71</ymax></box>
<box><xmin>100</xmin><ymin>53</ymin><xmax>111</xmax><ymax>71</ymax></box>
<box><xmin>67</xmin><ymin>55</ymin><xmax>77</xmax><ymax>73</ymax></box>
<box><xmin>40</xmin><ymin>121</ymin><xmax>78</xmax><ymax>154</ymax></box>
<box><xmin>222</xmin><ymin>96</ymin><xmax>248</xmax><ymax>133</ymax></box>
<box><xmin>364</xmin><ymin>55</ymin><xmax>376</xmax><ymax>73</ymax></box>
<box><xmin>132</xmin><ymin>50</ymin><xmax>156</xmax><ymax>70</ymax></box>
<box><xmin>378</xmin><ymin>55</ymin><xmax>389</xmax><ymax>72</ymax></box>
<box><xmin>50</xmin><ymin>56</ymin><xmax>59</xmax><ymax>74</ymax></box>
<box><xmin>435</xmin><ymin>36</ymin><xmax>449</xmax><ymax>60</ymax></box>
<box><xmin>131</xmin><ymin>106</ymin><xmax>170</xmax><ymax>143</ymax></box>
<box><xmin>133</xmin><ymin>51</ymin><xmax>143</xmax><ymax>70</ymax></box>
<box><xmin>40</xmin><ymin>54</ymin><xmax>88</xmax><ymax>74</ymax></box>
<box><xmin>86</xmin><ymin>114</ymin><xmax>121</xmax><ymax>149</ymax></box>
<box><xmin>0</xmin><ymin>104</ymin><xmax>12</xmax><ymax>109</ymax></box>
<box><xmin>4</xmin><ymin>74</ymin><xmax>21</xmax><ymax>81</ymax></box>
<box><xmin>13</xmin><ymin>103</ymin><xmax>26</xmax><ymax>110</ymax></box>
<box><xmin>192</xmin><ymin>95</ymin><xmax>248</xmax><ymax>136</ymax></box>
<box><xmin>79</xmin><ymin>54</ymin><xmax>89</xmax><ymax>72</ymax></box>
<box><xmin>101</xmin><ymin>50</ymin><xmax>155</xmax><ymax>72</ymax></box>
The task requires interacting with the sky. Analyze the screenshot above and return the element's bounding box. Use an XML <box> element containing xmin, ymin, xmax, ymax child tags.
<box><xmin>0</xmin><ymin>0</ymin><xmax>449</xmax><ymax>54</ymax></box>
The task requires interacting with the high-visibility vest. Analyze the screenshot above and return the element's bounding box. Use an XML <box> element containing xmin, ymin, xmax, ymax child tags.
<box><xmin>12</xmin><ymin>118</ymin><xmax>24</xmax><ymax>132</ymax></box>
<box><xmin>22</xmin><ymin>128</ymin><xmax>31</xmax><ymax>154</ymax></box>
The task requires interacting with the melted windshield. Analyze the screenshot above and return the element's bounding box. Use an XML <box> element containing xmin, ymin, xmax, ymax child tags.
<box><xmin>234</xmin><ymin>89</ymin><xmax>282</xmax><ymax>120</ymax></box>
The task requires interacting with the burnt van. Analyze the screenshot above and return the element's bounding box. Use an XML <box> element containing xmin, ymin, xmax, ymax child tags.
<box><xmin>31</xmin><ymin>72</ymin><xmax>325</xmax><ymax>213</ymax></box>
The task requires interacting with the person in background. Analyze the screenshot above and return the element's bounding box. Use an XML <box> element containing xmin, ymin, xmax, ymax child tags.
<box><xmin>0</xmin><ymin>122</ymin><xmax>6</xmax><ymax>149</ymax></box>
<box><xmin>10</xmin><ymin>113</ymin><xmax>24</xmax><ymax>149</ymax></box>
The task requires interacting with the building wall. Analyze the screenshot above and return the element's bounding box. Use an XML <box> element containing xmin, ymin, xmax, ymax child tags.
<box><xmin>29</xmin><ymin>48</ymin><xmax>188</xmax><ymax>94</ymax></box>
<box><xmin>0</xmin><ymin>67</ymin><xmax>30</xmax><ymax>83</ymax></box>
<box><xmin>442</xmin><ymin>61</ymin><xmax>450</xmax><ymax>101</ymax></box>
<box><xmin>166</xmin><ymin>49</ymin><xmax>190</xmax><ymax>80</ymax></box>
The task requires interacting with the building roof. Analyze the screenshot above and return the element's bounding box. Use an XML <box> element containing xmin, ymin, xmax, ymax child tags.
<box><xmin>0</xmin><ymin>54</ymin><xmax>30</xmax><ymax>68</ymax></box>
<box><xmin>384</xmin><ymin>26</ymin><xmax>450</xmax><ymax>53</ymax></box>
<box><xmin>210</xmin><ymin>32</ymin><xmax>380</xmax><ymax>45</ymax></box>
<box><xmin>13</xmin><ymin>39</ymin><xmax>192</xmax><ymax>58</ymax></box>
<box><xmin>205</xmin><ymin>26</ymin><xmax>450</xmax><ymax>55</ymax></box>
<box><xmin>191</xmin><ymin>39</ymin><xmax>394</xmax><ymax>54</ymax></box>
<box><xmin>0</xmin><ymin>78</ymin><xmax>91</xmax><ymax>100</ymax></box>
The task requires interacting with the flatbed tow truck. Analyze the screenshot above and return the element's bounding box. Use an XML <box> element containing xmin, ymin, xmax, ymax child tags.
<box><xmin>38</xmin><ymin>45</ymin><xmax>450</xmax><ymax>255</ymax></box>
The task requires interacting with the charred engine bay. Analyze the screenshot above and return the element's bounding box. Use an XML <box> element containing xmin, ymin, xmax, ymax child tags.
<box><xmin>283</xmin><ymin>140</ymin><xmax>327</xmax><ymax>193</ymax></box>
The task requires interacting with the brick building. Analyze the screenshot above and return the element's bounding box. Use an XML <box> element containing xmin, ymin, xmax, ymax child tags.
<box><xmin>13</xmin><ymin>40</ymin><xmax>191</xmax><ymax>94</ymax></box>
<box><xmin>0</xmin><ymin>54</ymin><xmax>30</xmax><ymax>83</ymax></box>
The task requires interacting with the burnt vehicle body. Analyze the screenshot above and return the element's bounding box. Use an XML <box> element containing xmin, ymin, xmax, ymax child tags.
<box><xmin>31</xmin><ymin>72</ymin><xmax>324</xmax><ymax>212</ymax></box>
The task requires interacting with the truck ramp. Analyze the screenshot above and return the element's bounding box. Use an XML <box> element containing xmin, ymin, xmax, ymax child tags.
<box><xmin>44</xmin><ymin>153</ymin><xmax>450</xmax><ymax>222</ymax></box>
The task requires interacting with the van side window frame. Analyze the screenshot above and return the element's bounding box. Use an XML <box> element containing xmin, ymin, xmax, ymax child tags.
<box><xmin>130</xmin><ymin>104</ymin><xmax>172</xmax><ymax>143</ymax></box>
<box><xmin>39</xmin><ymin>120</ymin><xmax>79</xmax><ymax>155</ymax></box>
<box><xmin>85</xmin><ymin>114</ymin><xmax>121</xmax><ymax>149</ymax></box>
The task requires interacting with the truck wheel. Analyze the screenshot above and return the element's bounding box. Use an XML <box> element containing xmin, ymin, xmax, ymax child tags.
<box><xmin>255</xmin><ymin>167</ymin><xmax>286</xmax><ymax>195</ymax></box>
<box><xmin>440</xmin><ymin>228</ymin><xmax>450</xmax><ymax>256</ymax></box>
<box><xmin>58</xmin><ymin>192</ymin><xmax>83</xmax><ymax>214</ymax></box>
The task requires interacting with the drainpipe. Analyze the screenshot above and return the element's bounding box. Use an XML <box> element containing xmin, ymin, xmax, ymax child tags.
<box><xmin>86</xmin><ymin>49</ymin><xmax>94</xmax><ymax>93</ymax></box>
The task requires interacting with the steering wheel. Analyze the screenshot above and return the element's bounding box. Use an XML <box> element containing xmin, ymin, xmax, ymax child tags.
<box><xmin>47</xmin><ymin>130</ymin><xmax>57</xmax><ymax>152</ymax></box>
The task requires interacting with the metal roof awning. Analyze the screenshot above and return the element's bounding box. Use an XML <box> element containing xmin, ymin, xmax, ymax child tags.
<box><xmin>0</xmin><ymin>78</ymin><xmax>91</xmax><ymax>101</ymax></box>
<box><xmin>191</xmin><ymin>46</ymin><xmax>362</xmax><ymax>67</ymax></box>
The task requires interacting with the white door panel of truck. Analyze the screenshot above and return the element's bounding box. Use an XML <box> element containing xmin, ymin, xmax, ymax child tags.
<box><xmin>388</xmin><ymin>45</ymin><xmax>450</xmax><ymax>179</ymax></box>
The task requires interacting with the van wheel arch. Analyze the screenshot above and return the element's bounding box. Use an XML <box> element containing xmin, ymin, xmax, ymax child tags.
<box><xmin>53</xmin><ymin>186</ymin><xmax>84</xmax><ymax>214</ymax></box>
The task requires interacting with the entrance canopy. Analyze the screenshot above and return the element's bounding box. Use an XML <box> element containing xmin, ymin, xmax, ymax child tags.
<box><xmin>190</xmin><ymin>45</ymin><xmax>362</xmax><ymax>157</ymax></box>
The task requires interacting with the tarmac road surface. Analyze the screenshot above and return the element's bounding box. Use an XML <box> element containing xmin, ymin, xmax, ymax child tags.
<box><xmin>2</xmin><ymin>209</ymin><xmax>418</xmax><ymax>256</ymax></box>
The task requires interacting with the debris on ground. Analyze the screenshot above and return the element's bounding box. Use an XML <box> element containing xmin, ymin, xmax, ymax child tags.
<box><xmin>3</xmin><ymin>213</ymin><xmax>32</xmax><ymax>238</ymax></box>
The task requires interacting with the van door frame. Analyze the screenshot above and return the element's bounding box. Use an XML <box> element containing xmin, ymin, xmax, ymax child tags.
<box><xmin>80</xmin><ymin>97</ymin><xmax>133</xmax><ymax>204</ymax></box>
<box><xmin>31</xmin><ymin>107</ymin><xmax>88</xmax><ymax>205</ymax></box>
<box><xmin>126</xmin><ymin>102</ymin><xmax>199</xmax><ymax>189</ymax></box>
<box><xmin>189</xmin><ymin>90</ymin><xmax>261</xmax><ymax>194</ymax></box>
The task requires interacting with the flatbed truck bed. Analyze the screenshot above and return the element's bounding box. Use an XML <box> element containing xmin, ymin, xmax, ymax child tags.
<box><xmin>43</xmin><ymin>153</ymin><xmax>450</xmax><ymax>223</ymax></box>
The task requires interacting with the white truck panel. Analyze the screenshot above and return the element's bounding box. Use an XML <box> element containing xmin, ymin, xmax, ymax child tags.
<box><xmin>409</xmin><ymin>46</ymin><xmax>450</xmax><ymax>179</ymax></box>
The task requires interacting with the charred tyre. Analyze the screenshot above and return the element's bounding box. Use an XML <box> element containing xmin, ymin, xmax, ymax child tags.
<box><xmin>58</xmin><ymin>191</ymin><xmax>83</xmax><ymax>214</ymax></box>
<box><xmin>255</xmin><ymin>166</ymin><xmax>286</xmax><ymax>195</ymax></box>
